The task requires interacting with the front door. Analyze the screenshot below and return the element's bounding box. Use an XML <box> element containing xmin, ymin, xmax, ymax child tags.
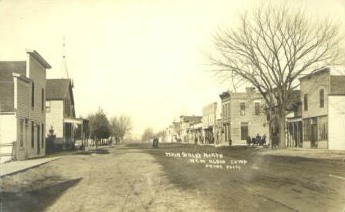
<box><xmin>311</xmin><ymin>124</ymin><xmax>318</xmax><ymax>148</ymax></box>
<box><xmin>241</xmin><ymin>122</ymin><xmax>249</xmax><ymax>140</ymax></box>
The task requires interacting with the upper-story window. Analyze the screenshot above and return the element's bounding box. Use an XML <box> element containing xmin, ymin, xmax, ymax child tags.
<box><xmin>31</xmin><ymin>82</ymin><xmax>35</xmax><ymax>108</ymax></box>
<box><xmin>223</xmin><ymin>102</ymin><xmax>230</xmax><ymax>117</ymax></box>
<box><xmin>304</xmin><ymin>94</ymin><xmax>308</xmax><ymax>111</ymax></box>
<box><xmin>240</xmin><ymin>102</ymin><xmax>245</xmax><ymax>116</ymax></box>
<box><xmin>222</xmin><ymin>104</ymin><xmax>225</xmax><ymax>117</ymax></box>
<box><xmin>255</xmin><ymin>102</ymin><xmax>260</xmax><ymax>116</ymax></box>
<box><xmin>41</xmin><ymin>88</ymin><xmax>45</xmax><ymax>112</ymax></box>
<box><xmin>320</xmin><ymin>89</ymin><xmax>324</xmax><ymax>108</ymax></box>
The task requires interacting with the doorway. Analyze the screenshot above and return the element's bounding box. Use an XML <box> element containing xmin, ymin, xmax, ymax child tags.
<box><xmin>241</xmin><ymin>122</ymin><xmax>249</xmax><ymax>140</ymax></box>
<box><xmin>311</xmin><ymin>124</ymin><xmax>318</xmax><ymax>148</ymax></box>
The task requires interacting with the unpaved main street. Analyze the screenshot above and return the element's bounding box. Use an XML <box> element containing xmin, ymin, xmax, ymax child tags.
<box><xmin>1</xmin><ymin>143</ymin><xmax>345</xmax><ymax>212</ymax></box>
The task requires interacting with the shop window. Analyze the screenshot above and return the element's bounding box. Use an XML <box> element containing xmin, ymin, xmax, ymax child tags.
<box><xmin>303</xmin><ymin>119</ymin><xmax>310</xmax><ymax>141</ymax></box>
<box><xmin>319</xmin><ymin>116</ymin><xmax>328</xmax><ymax>140</ymax></box>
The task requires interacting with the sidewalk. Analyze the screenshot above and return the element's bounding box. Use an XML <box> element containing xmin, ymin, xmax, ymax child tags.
<box><xmin>0</xmin><ymin>145</ymin><xmax>116</xmax><ymax>177</ymax></box>
<box><xmin>259</xmin><ymin>148</ymin><xmax>345</xmax><ymax>161</ymax></box>
<box><xmin>0</xmin><ymin>157</ymin><xmax>60</xmax><ymax>177</ymax></box>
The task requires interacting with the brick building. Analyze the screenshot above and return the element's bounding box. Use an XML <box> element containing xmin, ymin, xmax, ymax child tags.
<box><xmin>300</xmin><ymin>67</ymin><xmax>345</xmax><ymax>150</ymax></box>
<box><xmin>219</xmin><ymin>87</ymin><xmax>269</xmax><ymax>145</ymax></box>
<box><xmin>0</xmin><ymin>50</ymin><xmax>51</xmax><ymax>162</ymax></box>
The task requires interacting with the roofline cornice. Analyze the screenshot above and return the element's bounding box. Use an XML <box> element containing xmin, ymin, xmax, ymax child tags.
<box><xmin>299</xmin><ymin>67</ymin><xmax>330</xmax><ymax>81</ymax></box>
<box><xmin>12</xmin><ymin>73</ymin><xmax>32</xmax><ymax>83</ymax></box>
<box><xmin>26</xmin><ymin>49</ymin><xmax>52</xmax><ymax>69</ymax></box>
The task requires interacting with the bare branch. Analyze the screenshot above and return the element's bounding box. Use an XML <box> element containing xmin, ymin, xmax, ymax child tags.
<box><xmin>209</xmin><ymin>3</ymin><xmax>344</xmax><ymax>148</ymax></box>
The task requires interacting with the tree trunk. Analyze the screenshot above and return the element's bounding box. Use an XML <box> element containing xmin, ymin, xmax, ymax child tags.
<box><xmin>278</xmin><ymin>115</ymin><xmax>286</xmax><ymax>148</ymax></box>
<box><xmin>278</xmin><ymin>103</ymin><xmax>286</xmax><ymax>149</ymax></box>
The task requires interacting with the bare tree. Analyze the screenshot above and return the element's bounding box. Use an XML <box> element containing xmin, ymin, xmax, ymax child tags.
<box><xmin>157</xmin><ymin>130</ymin><xmax>167</xmax><ymax>142</ymax></box>
<box><xmin>141</xmin><ymin>128</ymin><xmax>154</xmax><ymax>142</ymax></box>
<box><xmin>109</xmin><ymin>115</ymin><xmax>132</xmax><ymax>144</ymax></box>
<box><xmin>210</xmin><ymin>3</ymin><xmax>344</xmax><ymax>148</ymax></box>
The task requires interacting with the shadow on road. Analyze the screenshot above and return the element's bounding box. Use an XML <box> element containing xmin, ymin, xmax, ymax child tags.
<box><xmin>1</xmin><ymin>177</ymin><xmax>82</xmax><ymax>212</ymax></box>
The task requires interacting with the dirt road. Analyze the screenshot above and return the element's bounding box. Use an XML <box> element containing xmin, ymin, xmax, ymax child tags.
<box><xmin>1</xmin><ymin>145</ymin><xmax>213</xmax><ymax>212</ymax></box>
<box><xmin>1</xmin><ymin>143</ymin><xmax>345</xmax><ymax>212</ymax></box>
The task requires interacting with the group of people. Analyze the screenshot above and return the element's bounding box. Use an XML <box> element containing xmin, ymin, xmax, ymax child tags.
<box><xmin>247</xmin><ymin>134</ymin><xmax>266</xmax><ymax>146</ymax></box>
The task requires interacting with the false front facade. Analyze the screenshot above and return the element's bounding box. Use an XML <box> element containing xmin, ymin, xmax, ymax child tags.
<box><xmin>0</xmin><ymin>50</ymin><xmax>51</xmax><ymax>162</ymax></box>
<box><xmin>300</xmin><ymin>67</ymin><xmax>345</xmax><ymax>150</ymax></box>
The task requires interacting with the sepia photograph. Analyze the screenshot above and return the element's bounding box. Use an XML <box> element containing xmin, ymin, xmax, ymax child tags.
<box><xmin>0</xmin><ymin>0</ymin><xmax>345</xmax><ymax>211</ymax></box>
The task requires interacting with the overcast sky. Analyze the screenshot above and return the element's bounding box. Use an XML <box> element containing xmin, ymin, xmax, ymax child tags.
<box><xmin>1</xmin><ymin>0</ymin><xmax>344</xmax><ymax>137</ymax></box>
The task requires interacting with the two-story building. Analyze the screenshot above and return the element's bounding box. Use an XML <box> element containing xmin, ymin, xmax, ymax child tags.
<box><xmin>202</xmin><ymin>102</ymin><xmax>218</xmax><ymax>144</ymax></box>
<box><xmin>300</xmin><ymin>67</ymin><xmax>345</xmax><ymax>150</ymax></box>
<box><xmin>219</xmin><ymin>87</ymin><xmax>269</xmax><ymax>145</ymax></box>
<box><xmin>0</xmin><ymin>50</ymin><xmax>51</xmax><ymax>162</ymax></box>
<box><xmin>45</xmin><ymin>78</ymin><xmax>81</xmax><ymax>150</ymax></box>
<box><xmin>179</xmin><ymin>115</ymin><xmax>202</xmax><ymax>143</ymax></box>
<box><xmin>189</xmin><ymin>121</ymin><xmax>203</xmax><ymax>144</ymax></box>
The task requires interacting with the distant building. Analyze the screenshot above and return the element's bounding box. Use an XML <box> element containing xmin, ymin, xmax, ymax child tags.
<box><xmin>219</xmin><ymin>87</ymin><xmax>269</xmax><ymax>145</ymax></box>
<box><xmin>0</xmin><ymin>50</ymin><xmax>51</xmax><ymax>162</ymax></box>
<box><xmin>163</xmin><ymin>125</ymin><xmax>172</xmax><ymax>142</ymax></box>
<box><xmin>299</xmin><ymin>67</ymin><xmax>345</xmax><ymax>150</ymax></box>
<box><xmin>202</xmin><ymin>102</ymin><xmax>218</xmax><ymax>144</ymax></box>
<box><xmin>189</xmin><ymin>121</ymin><xmax>203</xmax><ymax>145</ymax></box>
<box><xmin>171</xmin><ymin>121</ymin><xmax>181</xmax><ymax>142</ymax></box>
<box><xmin>219</xmin><ymin>92</ymin><xmax>231</xmax><ymax>144</ymax></box>
<box><xmin>179</xmin><ymin>115</ymin><xmax>202</xmax><ymax>143</ymax></box>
